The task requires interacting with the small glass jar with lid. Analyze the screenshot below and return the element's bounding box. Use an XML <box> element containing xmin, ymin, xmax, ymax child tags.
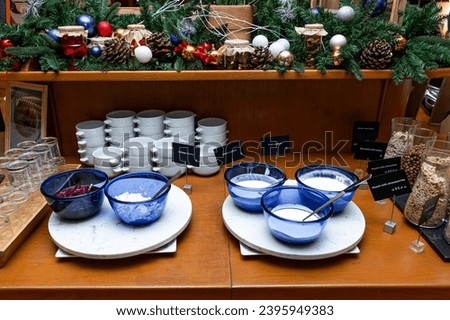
<box><xmin>217</xmin><ymin>39</ymin><xmax>254</xmax><ymax>70</ymax></box>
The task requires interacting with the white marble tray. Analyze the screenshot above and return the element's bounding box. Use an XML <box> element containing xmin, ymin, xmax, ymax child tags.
<box><xmin>48</xmin><ymin>185</ymin><xmax>191</xmax><ymax>259</ymax></box>
<box><xmin>223</xmin><ymin>196</ymin><xmax>366</xmax><ymax>260</ymax></box>
<box><xmin>56</xmin><ymin>239</ymin><xmax>177</xmax><ymax>258</ymax></box>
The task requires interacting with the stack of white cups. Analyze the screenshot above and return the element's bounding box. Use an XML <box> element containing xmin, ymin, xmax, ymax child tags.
<box><xmin>104</xmin><ymin>110</ymin><xmax>136</xmax><ymax>147</ymax></box>
<box><xmin>124</xmin><ymin>136</ymin><xmax>154</xmax><ymax>173</ymax></box>
<box><xmin>163</xmin><ymin>110</ymin><xmax>196</xmax><ymax>144</ymax></box>
<box><xmin>92</xmin><ymin>146</ymin><xmax>128</xmax><ymax>178</ymax></box>
<box><xmin>193</xmin><ymin>117</ymin><xmax>227</xmax><ymax>176</ymax></box>
<box><xmin>76</xmin><ymin>120</ymin><xmax>107</xmax><ymax>166</ymax></box>
<box><xmin>151</xmin><ymin>136</ymin><xmax>188</xmax><ymax>177</ymax></box>
<box><xmin>133</xmin><ymin>110</ymin><xmax>165</xmax><ymax>140</ymax></box>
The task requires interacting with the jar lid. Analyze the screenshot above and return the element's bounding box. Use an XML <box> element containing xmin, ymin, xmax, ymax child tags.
<box><xmin>224</xmin><ymin>39</ymin><xmax>250</xmax><ymax>46</ymax></box>
<box><xmin>56</xmin><ymin>26</ymin><xmax>87</xmax><ymax>37</ymax></box>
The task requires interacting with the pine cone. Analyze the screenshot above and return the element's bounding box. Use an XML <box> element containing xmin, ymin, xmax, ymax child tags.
<box><xmin>146</xmin><ymin>32</ymin><xmax>174</xmax><ymax>60</ymax></box>
<box><xmin>250</xmin><ymin>46</ymin><xmax>274</xmax><ymax>69</ymax></box>
<box><xmin>102</xmin><ymin>39</ymin><xmax>131</xmax><ymax>64</ymax></box>
<box><xmin>360</xmin><ymin>39</ymin><xmax>393</xmax><ymax>69</ymax></box>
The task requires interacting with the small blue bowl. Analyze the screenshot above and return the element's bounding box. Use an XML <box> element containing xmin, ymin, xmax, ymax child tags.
<box><xmin>224</xmin><ymin>162</ymin><xmax>286</xmax><ymax>212</ymax></box>
<box><xmin>261</xmin><ymin>186</ymin><xmax>334</xmax><ymax>244</ymax></box>
<box><xmin>40</xmin><ymin>169</ymin><xmax>108</xmax><ymax>220</ymax></box>
<box><xmin>104</xmin><ymin>172</ymin><xmax>170</xmax><ymax>225</ymax></box>
<box><xmin>295</xmin><ymin>165</ymin><xmax>358</xmax><ymax>213</ymax></box>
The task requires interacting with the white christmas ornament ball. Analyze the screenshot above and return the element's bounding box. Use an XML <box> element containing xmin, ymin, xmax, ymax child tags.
<box><xmin>329</xmin><ymin>34</ymin><xmax>347</xmax><ymax>49</ymax></box>
<box><xmin>252</xmin><ymin>35</ymin><xmax>269</xmax><ymax>47</ymax></box>
<box><xmin>276</xmin><ymin>38</ymin><xmax>290</xmax><ymax>51</ymax></box>
<box><xmin>135</xmin><ymin>46</ymin><xmax>152</xmax><ymax>63</ymax></box>
<box><xmin>336</xmin><ymin>6</ymin><xmax>355</xmax><ymax>21</ymax></box>
<box><xmin>269</xmin><ymin>41</ymin><xmax>286</xmax><ymax>58</ymax></box>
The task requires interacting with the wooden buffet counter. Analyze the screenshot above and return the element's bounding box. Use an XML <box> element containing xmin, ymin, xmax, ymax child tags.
<box><xmin>0</xmin><ymin>155</ymin><xmax>449</xmax><ymax>300</ymax></box>
<box><xmin>1</xmin><ymin>70</ymin><xmax>449</xmax><ymax>299</ymax></box>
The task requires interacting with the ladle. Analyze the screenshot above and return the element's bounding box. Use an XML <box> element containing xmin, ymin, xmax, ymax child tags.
<box><xmin>302</xmin><ymin>174</ymin><xmax>372</xmax><ymax>221</ymax></box>
<box><xmin>152</xmin><ymin>170</ymin><xmax>183</xmax><ymax>199</ymax></box>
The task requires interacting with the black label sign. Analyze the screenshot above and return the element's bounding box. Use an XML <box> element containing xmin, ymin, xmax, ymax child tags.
<box><xmin>418</xmin><ymin>194</ymin><xmax>442</xmax><ymax>226</ymax></box>
<box><xmin>368</xmin><ymin>170</ymin><xmax>412</xmax><ymax>201</ymax></box>
<box><xmin>367</xmin><ymin>157</ymin><xmax>401</xmax><ymax>177</ymax></box>
<box><xmin>354</xmin><ymin>140</ymin><xmax>387</xmax><ymax>160</ymax></box>
<box><xmin>214</xmin><ymin>141</ymin><xmax>245</xmax><ymax>165</ymax></box>
<box><xmin>260</xmin><ymin>134</ymin><xmax>291</xmax><ymax>156</ymax></box>
<box><xmin>172</xmin><ymin>143</ymin><xmax>200</xmax><ymax>167</ymax></box>
<box><xmin>352</xmin><ymin>121</ymin><xmax>380</xmax><ymax>152</ymax></box>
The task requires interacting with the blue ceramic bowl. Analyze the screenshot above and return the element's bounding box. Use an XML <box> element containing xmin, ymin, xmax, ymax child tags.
<box><xmin>224</xmin><ymin>162</ymin><xmax>286</xmax><ymax>212</ymax></box>
<box><xmin>261</xmin><ymin>186</ymin><xmax>334</xmax><ymax>244</ymax></box>
<box><xmin>295</xmin><ymin>165</ymin><xmax>358</xmax><ymax>213</ymax></box>
<box><xmin>104</xmin><ymin>172</ymin><xmax>170</xmax><ymax>225</ymax></box>
<box><xmin>40</xmin><ymin>169</ymin><xmax>108</xmax><ymax>220</ymax></box>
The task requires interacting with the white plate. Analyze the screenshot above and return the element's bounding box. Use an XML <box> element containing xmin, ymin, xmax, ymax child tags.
<box><xmin>239</xmin><ymin>242</ymin><xmax>360</xmax><ymax>256</ymax></box>
<box><xmin>223</xmin><ymin>196</ymin><xmax>366</xmax><ymax>260</ymax></box>
<box><xmin>48</xmin><ymin>185</ymin><xmax>191</xmax><ymax>259</ymax></box>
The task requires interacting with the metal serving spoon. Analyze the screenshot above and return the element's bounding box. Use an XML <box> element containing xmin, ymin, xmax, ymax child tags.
<box><xmin>302</xmin><ymin>174</ymin><xmax>372</xmax><ymax>221</ymax></box>
<box><xmin>152</xmin><ymin>170</ymin><xmax>184</xmax><ymax>199</ymax></box>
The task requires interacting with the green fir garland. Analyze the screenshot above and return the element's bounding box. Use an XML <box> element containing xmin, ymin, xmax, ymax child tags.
<box><xmin>0</xmin><ymin>0</ymin><xmax>449</xmax><ymax>83</ymax></box>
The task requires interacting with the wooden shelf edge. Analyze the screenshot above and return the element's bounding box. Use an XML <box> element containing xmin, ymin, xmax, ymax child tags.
<box><xmin>0</xmin><ymin>69</ymin><xmax>419</xmax><ymax>82</ymax></box>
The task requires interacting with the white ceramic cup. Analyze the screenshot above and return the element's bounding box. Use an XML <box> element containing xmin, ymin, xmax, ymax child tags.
<box><xmin>128</xmin><ymin>164</ymin><xmax>152</xmax><ymax>173</ymax></box>
<box><xmin>152</xmin><ymin>137</ymin><xmax>188</xmax><ymax>159</ymax></box>
<box><xmin>123</xmin><ymin>136</ymin><xmax>154</xmax><ymax>157</ymax></box>
<box><xmin>134</xmin><ymin>123</ymin><xmax>165</xmax><ymax>136</ymax></box>
<box><xmin>105</xmin><ymin>133</ymin><xmax>134</xmax><ymax>146</ymax></box>
<box><xmin>105</xmin><ymin>125</ymin><xmax>136</xmax><ymax>136</ymax></box>
<box><xmin>163</xmin><ymin>110</ymin><xmax>196</xmax><ymax>128</ymax></box>
<box><xmin>138</xmin><ymin>133</ymin><xmax>165</xmax><ymax>140</ymax></box>
<box><xmin>152</xmin><ymin>159</ymin><xmax>187</xmax><ymax>177</ymax></box>
<box><xmin>133</xmin><ymin>109</ymin><xmax>165</xmax><ymax>127</ymax></box>
<box><xmin>195</xmin><ymin>131</ymin><xmax>228</xmax><ymax>144</ymax></box>
<box><xmin>75</xmin><ymin>120</ymin><xmax>105</xmax><ymax>139</ymax></box>
<box><xmin>104</xmin><ymin>110</ymin><xmax>136</xmax><ymax>128</ymax></box>
<box><xmin>196</xmin><ymin>117</ymin><xmax>227</xmax><ymax>135</ymax></box>
<box><xmin>92</xmin><ymin>146</ymin><xmax>124</xmax><ymax>167</ymax></box>
<box><xmin>127</xmin><ymin>155</ymin><xmax>152</xmax><ymax>167</ymax></box>
<box><xmin>94</xmin><ymin>163</ymin><xmax>128</xmax><ymax>178</ymax></box>
<box><xmin>77</xmin><ymin>136</ymin><xmax>107</xmax><ymax>148</ymax></box>
<box><xmin>164</xmin><ymin>125</ymin><xmax>195</xmax><ymax>137</ymax></box>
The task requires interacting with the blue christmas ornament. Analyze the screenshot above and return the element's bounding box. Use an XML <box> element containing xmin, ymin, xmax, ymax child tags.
<box><xmin>90</xmin><ymin>46</ymin><xmax>102</xmax><ymax>58</ymax></box>
<box><xmin>170</xmin><ymin>34</ymin><xmax>180</xmax><ymax>46</ymax></box>
<box><xmin>363</xmin><ymin>0</ymin><xmax>387</xmax><ymax>17</ymax></box>
<box><xmin>76</xmin><ymin>13</ymin><xmax>96</xmax><ymax>36</ymax></box>
<box><xmin>46</xmin><ymin>28</ymin><xmax>60</xmax><ymax>42</ymax></box>
<box><xmin>310</xmin><ymin>8</ymin><xmax>319</xmax><ymax>15</ymax></box>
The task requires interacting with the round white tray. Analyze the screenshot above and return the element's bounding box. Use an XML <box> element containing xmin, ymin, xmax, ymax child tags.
<box><xmin>48</xmin><ymin>185</ymin><xmax>192</xmax><ymax>259</ymax></box>
<box><xmin>222</xmin><ymin>196</ymin><xmax>366</xmax><ymax>260</ymax></box>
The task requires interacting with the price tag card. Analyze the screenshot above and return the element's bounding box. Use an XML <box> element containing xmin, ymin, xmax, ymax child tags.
<box><xmin>172</xmin><ymin>142</ymin><xmax>200</xmax><ymax>167</ymax></box>
<box><xmin>367</xmin><ymin>157</ymin><xmax>401</xmax><ymax>177</ymax></box>
<box><xmin>368</xmin><ymin>170</ymin><xmax>412</xmax><ymax>201</ymax></box>
<box><xmin>354</xmin><ymin>140</ymin><xmax>387</xmax><ymax>160</ymax></box>
<box><xmin>351</xmin><ymin>121</ymin><xmax>380</xmax><ymax>152</ymax></box>
<box><xmin>260</xmin><ymin>134</ymin><xmax>291</xmax><ymax>156</ymax></box>
<box><xmin>214</xmin><ymin>141</ymin><xmax>245</xmax><ymax>165</ymax></box>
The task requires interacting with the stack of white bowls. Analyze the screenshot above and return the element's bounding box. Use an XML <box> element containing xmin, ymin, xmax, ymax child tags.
<box><xmin>195</xmin><ymin>117</ymin><xmax>228</xmax><ymax>145</ymax></box>
<box><xmin>151</xmin><ymin>136</ymin><xmax>188</xmax><ymax>177</ymax></box>
<box><xmin>123</xmin><ymin>136</ymin><xmax>154</xmax><ymax>173</ymax></box>
<box><xmin>104</xmin><ymin>110</ymin><xmax>136</xmax><ymax>147</ymax></box>
<box><xmin>133</xmin><ymin>109</ymin><xmax>165</xmax><ymax>140</ymax></box>
<box><xmin>163</xmin><ymin>110</ymin><xmax>196</xmax><ymax>144</ymax></box>
<box><xmin>76</xmin><ymin>120</ymin><xmax>107</xmax><ymax>166</ymax></box>
<box><xmin>192</xmin><ymin>117</ymin><xmax>227</xmax><ymax>176</ymax></box>
<box><xmin>92</xmin><ymin>146</ymin><xmax>128</xmax><ymax>178</ymax></box>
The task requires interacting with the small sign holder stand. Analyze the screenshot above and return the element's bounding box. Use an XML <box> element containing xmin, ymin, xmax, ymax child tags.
<box><xmin>384</xmin><ymin>195</ymin><xmax>397</xmax><ymax>234</ymax></box>
<box><xmin>183</xmin><ymin>165</ymin><xmax>193</xmax><ymax>195</ymax></box>
<box><xmin>172</xmin><ymin>143</ymin><xmax>200</xmax><ymax>196</ymax></box>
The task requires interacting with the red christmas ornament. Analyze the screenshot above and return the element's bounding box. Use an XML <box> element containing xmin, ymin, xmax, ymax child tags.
<box><xmin>0</xmin><ymin>38</ymin><xmax>14</xmax><ymax>50</ymax></box>
<box><xmin>194</xmin><ymin>42</ymin><xmax>216</xmax><ymax>65</ymax></box>
<box><xmin>97</xmin><ymin>21</ymin><xmax>113</xmax><ymax>37</ymax></box>
<box><xmin>0</xmin><ymin>38</ymin><xmax>15</xmax><ymax>59</ymax></box>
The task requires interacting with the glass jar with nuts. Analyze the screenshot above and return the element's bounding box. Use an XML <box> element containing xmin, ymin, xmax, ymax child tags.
<box><xmin>400</xmin><ymin>127</ymin><xmax>438</xmax><ymax>186</ymax></box>
<box><xmin>403</xmin><ymin>144</ymin><xmax>450</xmax><ymax>228</ymax></box>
